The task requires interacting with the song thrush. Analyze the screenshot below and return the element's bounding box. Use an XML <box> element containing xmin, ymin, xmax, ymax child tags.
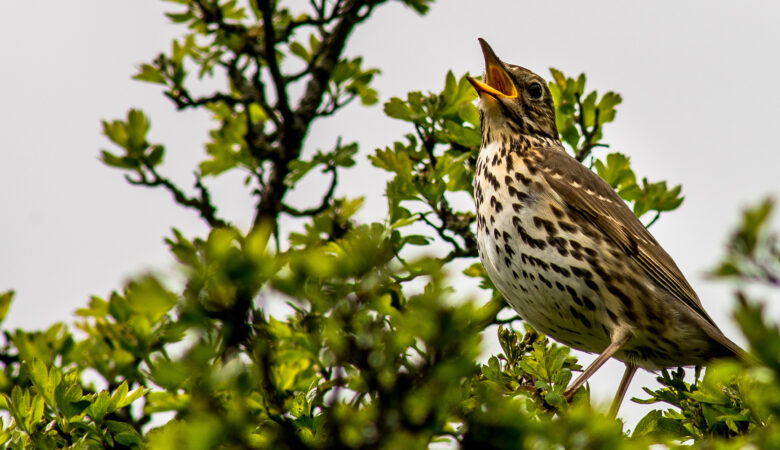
<box><xmin>468</xmin><ymin>38</ymin><xmax>742</xmax><ymax>415</ymax></box>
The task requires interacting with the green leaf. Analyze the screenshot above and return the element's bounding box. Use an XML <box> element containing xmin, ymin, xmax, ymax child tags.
<box><xmin>289</xmin><ymin>41</ymin><xmax>310</xmax><ymax>61</ymax></box>
<box><xmin>124</xmin><ymin>276</ymin><xmax>177</xmax><ymax>321</ymax></box>
<box><xmin>107</xmin><ymin>420</ymin><xmax>143</xmax><ymax>446</ymax></box>
<box><xmin>632</xmin><ymin>410</ymin><xmax>662</xmax><ymax>437</ymax></box>
<box><xmin>545</xmin><ymin>392</ymin><xmax>567</xmax><ymax>410</ymax></box>
<box><xmin>120</xmin><ymin>386</ymin><xmax>146</xmax><ymax>409</ymax></box>
<box><xmin>88</xmin><ymin>391</ymin><xmax>112</xmax><ymax>421</ymax></box>
<box><xmin>165</xmin><ymin>12</ymin><xmax>193</xmax><ymax>23</ymax></box>
<box><xmin>109</xmin><ymin>381</ymin><xmax>129</xmax><ymax>411</ymax></box>
<box><xmin>594</xmin><ymin>153</ymin><xmax>636</xmax><ymax>189</ymax></box>
<box><xmin>126</xmin><ymin>109</ymin><xmax>150</xmax><ymax>152</ymax></box>
<box><xmin>102</xmin><ymin>120</ymin><xmax>128</xmax><ymax>148</ymax></box>
<box><xmin>384</xmin><ymin>97</ymin><xmax>416</xmax><ymax>122</ymax></box>
<box><xmin>356</xmin><ymin>84</ymin><xmax>378</xmax><ymax>106</ymax></box>
<box><xmin>146</xmin><ymin>145</ymin><xmax>166</xmax><ymax>166</ymax></box>
<box><xmin>100</xmin><ymin>150</ymin><xmax>139</xmax><ymax>169</ymax></box>
<box><xmin>134</xmin><ymin>63</ymin><xmax>167</xmax><ymax>84</ymax></box>
<box><xmin>0</xmin><ymin>290</ymin><xmax>13</xmax><ymax>324</ymax></box>
<box><xmin>55</xmin><ymin>383</ymin><xmax>90</xmax><ymax>419</ymax></box>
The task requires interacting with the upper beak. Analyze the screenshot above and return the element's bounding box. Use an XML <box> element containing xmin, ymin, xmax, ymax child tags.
<box><xmin>467</xmin><ymin>38</ymin><xmax>518</xmax><ymax>99</ymax></box>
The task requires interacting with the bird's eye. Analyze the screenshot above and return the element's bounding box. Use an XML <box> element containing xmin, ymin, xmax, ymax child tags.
<box><xmin>528</xmin><ymin>82</ymin><xmax>543</xmax><ymax>99</ymax></box>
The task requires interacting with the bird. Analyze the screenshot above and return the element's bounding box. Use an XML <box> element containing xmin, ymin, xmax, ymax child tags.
<box><xmin>467</xmin><ymin>38</ymin><xmax>742</xmax><ymax>416</ymax></box>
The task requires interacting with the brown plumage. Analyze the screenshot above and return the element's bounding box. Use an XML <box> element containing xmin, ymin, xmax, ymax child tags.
<box><xmin>468</xmin><ymin>38</ymin><xmax>741</xmax><ymax>415</ymax></box>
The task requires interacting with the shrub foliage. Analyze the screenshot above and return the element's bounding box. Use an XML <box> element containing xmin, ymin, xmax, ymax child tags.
<box><xmin>1</xmin><ymin>1</ymin><xmax>778</xmax><ymax>448</ymax></box>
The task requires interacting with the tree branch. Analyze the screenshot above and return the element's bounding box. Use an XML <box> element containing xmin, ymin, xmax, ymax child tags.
<box><xmin>574</xmin><ymin>92</ymin><xmax>604</xmax><ymax>163</ymax></box>
<box><xmin>259</xmin><ymin>0</ymin><xmax>295</xmax><ymax>127</ymax></box>
<box><xmin>126</xmin><ymin>165</ymin><xmax>228</xmax><ymax>228</ymax></box>
<box><xmin>281</xmin><ymin>165</ymin><xmax>338</xmax><ymax>217</ymax></box>
<box><xmin>254</xmin><ymin>0</ymin><xmax>383</xmax><ymax>228</ymax></box>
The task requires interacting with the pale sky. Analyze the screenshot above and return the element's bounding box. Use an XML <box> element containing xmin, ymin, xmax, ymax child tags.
<box><xmin>1</xmin><ymin>0</ymin><xmax>779</xmax><ymax>429</ymax></box>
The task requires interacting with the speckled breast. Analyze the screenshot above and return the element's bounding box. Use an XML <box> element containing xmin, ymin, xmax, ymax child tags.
<box><xmin>474</xmin><ymin>140</ymin><xmax>615</xmax><ymax>354</ymax></box>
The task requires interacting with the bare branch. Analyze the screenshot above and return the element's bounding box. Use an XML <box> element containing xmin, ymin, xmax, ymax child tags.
<box><xmin>165</xmin><ymin>90</ymin><xmax>240</xmax><ymax>110</ymax></box>
<box><xmin>418</xmin><ymin>212</ymin><xmax>463</xmax><ymax>255</ymax></box>
<box><xmin>281</xmin><ymin>165</ymin><xmax>339</xmax><ymax>217</ymax></box>
<box><xmin>258</xmin><ymin>0</ymin><xmax>295</xmax><ymax>126</ymax></box>
<box><xmin>254</xmin><ymin>0</ymin><xmax>382</xmax><ymax>228</ymax></box>
<box><xmin>126</xmin><ymin>164</ymin><xmax>228</xmax><ymax>228</ymax></box>
<box><xmin>574</xmin><ymin>92</ymin><xmax>602</xmax><ymax>162</ymax></box>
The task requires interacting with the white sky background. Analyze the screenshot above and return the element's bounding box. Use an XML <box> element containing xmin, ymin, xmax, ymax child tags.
<box><xmin>1</xmin><ymin>0</ymin><xmax>780</xmax><ymax>431</ymax></box>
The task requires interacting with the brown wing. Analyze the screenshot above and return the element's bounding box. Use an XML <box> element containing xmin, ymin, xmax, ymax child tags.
<box><xmin>537</xmin><ymin>146</ymin><xmax>718</xmax><ymax>328</ymax></box>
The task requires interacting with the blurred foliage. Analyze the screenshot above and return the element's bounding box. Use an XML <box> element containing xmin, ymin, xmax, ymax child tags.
<box><xmin>0</xmin><ymin>0</ymin><xmax>778</xmax><ymax>448</ymax></box>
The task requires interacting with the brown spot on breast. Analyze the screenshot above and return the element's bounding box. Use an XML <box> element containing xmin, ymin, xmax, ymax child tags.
<box><xmin>571</xmin><ymin>266</ymin><xmax>592</xmax><ymax>279</ymax></box>
<box><xmin>558</xmin><ymin>221</ymin><xmax>577</xmax><ymax>233</ymax></box>
<box><xmin>475</xmin><ymin>184</ymin><xmax>484</xmax><ymax>204</ymax></box>
<box><xmin>514</xmin><ymin>172</ymin><xmax>531</xmax><ymax>186</ymax></box>
<box><xmin>608</xmin><ymin>286</ymin><xmax>633</xmax><ymax>309</ymax></box>
<box><xmin>504</xmin><ymin>243</ymin><xmax>515</xmax><ymax>257</ymax></box>
<box><xmin>508</xmin><ymin>186</ymin><xmax>531</xmax><ymax>203</ymax></box>
<box><xmin>588</xmin><ymin>261</ymin><xmax>612</xmax><ymax>283</ymax></box>
<box><xmin>484</xmin><ymin>171</ymin><xmax>500</xmax><ymax>189</ymax></box>
<box><xmin>533</xmin><ymin>216</ymin><xmax>557</xmax><ymax>235</ymax></box>
<box><xmin>566</xmin><ymin>286</ymin><xmax>583</xmax><ymax>306</ymax></box>
<box><xmin>515</xmin><ymin>224</ymin><xmax>547</xmax><ymax>250</ymax></box>
<box><xmin>546</xmin><ymin>236</ymin><xmax>568</xmax><ymax>253</ymax></box>
<box><xmin>582</xmin><ymin>296</ymin><xmax>596</xmax><ymax>311</ymax></box>
<box><xmin>490</xmin><ymin>195</ymin><xmax>503</xmax><ymax>213</ymax></box>
<box><xmin>550</xmin><ymin>205</ymin><xmax>565</xmax><ymax>219</ymax></box>
<box><xmin>550</xmin><ymin>263</ymin><xmax>570</xmax><ymax>277</ymax></box>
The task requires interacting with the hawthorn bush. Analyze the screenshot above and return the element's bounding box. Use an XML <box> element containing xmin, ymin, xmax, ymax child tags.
<box><xmin>1</xmin><ymin>1</ymin><xmax>779</xmax><ymax>448</ymax></box>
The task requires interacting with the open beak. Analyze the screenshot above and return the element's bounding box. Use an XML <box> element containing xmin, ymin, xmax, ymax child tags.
<box><xmin>467</xmin><ymin>38</ymin><xmax>518</xmax><ymax>99</ymax></box>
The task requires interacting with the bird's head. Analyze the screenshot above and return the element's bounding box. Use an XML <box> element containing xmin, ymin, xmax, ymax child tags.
<box><xmin>468</xmin><ymin>38</ymin><xmax>558</xmax><ymax>142</ymax></box>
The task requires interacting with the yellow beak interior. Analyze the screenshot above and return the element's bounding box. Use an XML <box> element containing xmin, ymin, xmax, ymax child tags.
<box><xmin>485</xmin><ymin>65</ymin><xmax>518</xmax><ymax>98</ymax></box>
<box><xmin>468</xmin><ymin>40</ymin><xmax>518</xmax><ymax>99</ymax></box>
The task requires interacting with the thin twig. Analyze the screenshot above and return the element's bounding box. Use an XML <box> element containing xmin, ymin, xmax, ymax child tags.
<box><xmin>573</xmin><ymin>92</ymin><xmax>602</xmax><ymax>162</ymax></box>
<box><xmin>281</xmin><ymin>165</ymin><xmax>338</xmax><ymax>217</ymax></box>
<box><xmin>125</xmin><ymin>163</ymin><xmax>228</xmax><ymax>228</ymax></box>
<box><xmin>645</xmin><ymin>211</ymin><xmax>661</xmax><ymax>229</ymax></box>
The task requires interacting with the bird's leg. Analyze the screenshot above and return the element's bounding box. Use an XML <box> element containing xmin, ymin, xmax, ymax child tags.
<box><xmin>608</xmin><ymin>363</ymin><xmax>637</xmax><ymax>417</ymax></box>
<box><xmin>564</xmin><ymin>331</ymin><xmax>632</xmax><ymax>402</ymax></box>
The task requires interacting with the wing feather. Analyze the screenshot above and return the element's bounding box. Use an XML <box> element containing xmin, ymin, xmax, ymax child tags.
<box><xmin>537</xmin><ymin>147</ymin><xmax>717</xmax><ymax>327</ymax></box>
